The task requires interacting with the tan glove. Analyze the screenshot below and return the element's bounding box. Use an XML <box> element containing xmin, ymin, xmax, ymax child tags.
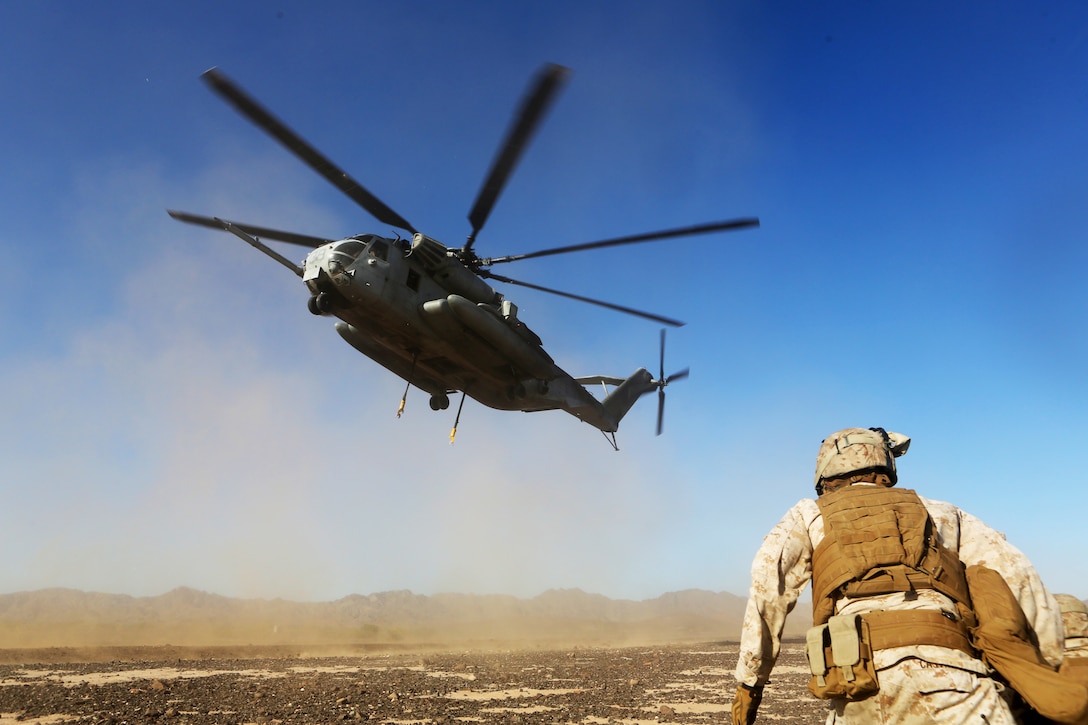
<box><xmin>731</xmin><ymin>683</ymin><xmax>763</xmax><ymax>725</ymax></box>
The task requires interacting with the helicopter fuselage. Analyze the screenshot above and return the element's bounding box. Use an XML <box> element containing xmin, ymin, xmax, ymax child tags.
<box><xmin>301</xmin><ymin>234</ymin><xmax>652</xmax><ymax>431</ymax></box>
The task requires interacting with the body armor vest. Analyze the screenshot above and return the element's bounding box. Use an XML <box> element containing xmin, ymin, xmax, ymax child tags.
<box><xmin>811</xmin><ymin>485</ymin><xmax>973</xmax><ymax>626</ymax></box>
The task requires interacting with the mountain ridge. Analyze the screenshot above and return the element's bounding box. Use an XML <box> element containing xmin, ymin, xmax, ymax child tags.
<box><xmin>0</xmin><ymin>586</ymin><xmax>807</xmax><ymax>649</ymax></box>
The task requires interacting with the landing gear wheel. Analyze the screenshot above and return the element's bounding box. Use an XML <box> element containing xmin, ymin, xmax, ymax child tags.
<box><xmin>429</xmin><ymin>393</ymin><xmax>450</xmax><ymax>411</ymax></box>
<box><xmin>308</xmin><ymin>293</ymin><xmax>334</xmax><ymax>315</ymax></box>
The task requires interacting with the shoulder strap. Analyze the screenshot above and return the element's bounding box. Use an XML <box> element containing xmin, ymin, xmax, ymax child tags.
<box><xmin>812</xmin><ymin>486</ymin><xmax>971</xmax><ymax>625</ymax></box>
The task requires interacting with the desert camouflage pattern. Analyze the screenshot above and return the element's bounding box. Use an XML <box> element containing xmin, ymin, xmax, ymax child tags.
<box><xmin>814</xmin><ymin>428</ymin><xmax>908</xmax><ymax>487</ymax></box>
<box><xmin>823</xmin><ymin>658</ymin><xmax>1016</xmax><ymax>724</ymax></box>
<box><xmin>1056</xmin><ymin>594</ymin><xmax>1088</xmax><ymax>658</ymax></box>
<box><xmin>734</xmin><ymin>488</ymin><xmax>1063</xmax><ymax>724</ymax></box>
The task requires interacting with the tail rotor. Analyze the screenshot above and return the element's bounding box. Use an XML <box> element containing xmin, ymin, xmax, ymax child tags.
<box><xmin>655</xmin><ymin>329</ymin><xmax>689</xmax><ymax>435</ymax></box>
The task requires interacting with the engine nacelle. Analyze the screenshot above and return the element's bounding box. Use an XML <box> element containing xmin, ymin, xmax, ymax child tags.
<box><xmin>410</xmin><ymin>233</ymin><xmax>500</xmax><ymax>304</ymax></box>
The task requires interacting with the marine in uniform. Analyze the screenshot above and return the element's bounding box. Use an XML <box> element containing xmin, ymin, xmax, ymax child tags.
<box><xmin>1056</xmin><ymin>594</ymin><xmax>1088</xmax><ymax>686</ymax></box>
<box><xmin>731</xmin><ymin>427</ymin><xmax>1063</xmax><ymax>724</ymax></box>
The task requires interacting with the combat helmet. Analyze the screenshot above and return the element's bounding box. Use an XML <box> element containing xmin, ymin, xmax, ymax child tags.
<box><xmin>1056</xmin><ymin>594</ymin><xmax>1088</xmax><ymax>617</ymax></box>
<box><xmin>1055</xmin><ymin>594</ymin><xmax>1088</xmax><ymax>640</ymax></box>
<box><xmin>814</xmin><ymin>427</ymin><xmax>911</xmax><ymax>494</ymax></box>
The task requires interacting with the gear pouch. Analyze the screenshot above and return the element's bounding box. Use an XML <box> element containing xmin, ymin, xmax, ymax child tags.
<box><xmin>804</xmin><ymin>614</ymin><xmax>879</xmax><ymax>700</ymax></box>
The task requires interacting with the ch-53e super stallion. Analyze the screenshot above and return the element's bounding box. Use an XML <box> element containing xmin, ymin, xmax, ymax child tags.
<box><xmin>168</xmin><ymin>64</ymin><xmax>758</xmax><ymax>449</ymax></box>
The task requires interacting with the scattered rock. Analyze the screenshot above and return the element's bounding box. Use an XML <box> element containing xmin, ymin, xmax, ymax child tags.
<box><xmin>0</xmin><ymin>644</ymin><xmax>824</xmax><ymax>723</ymax></box>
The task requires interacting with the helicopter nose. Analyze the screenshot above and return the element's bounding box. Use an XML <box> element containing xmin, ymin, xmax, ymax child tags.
<box><xmin>302</xmin><ymin>252</ymin><xmax>324</xmax><ymax>283</ymax></box>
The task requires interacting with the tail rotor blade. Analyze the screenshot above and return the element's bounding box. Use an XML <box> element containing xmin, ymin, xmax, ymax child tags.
<box><xmin>656</xmin><ymin>386</ymin><xmax>666</xmax><ymax>436</ymax></box>
<box><xmin>666</xmin><ymin>368</ymin><xmax>690</xmax><ymax>384</ymax></box>
<box><xmin>659</xmin><ymin>328</ymin><xmax>667</xmax><ymax>382</ymax></box>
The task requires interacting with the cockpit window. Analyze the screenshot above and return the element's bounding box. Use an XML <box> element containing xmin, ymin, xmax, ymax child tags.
<box><xmin>335</xmin><ymin>240</ymin><xmax>367</xmax><ymax>259</ymax></box>
<box><xmin>368</xmin><ymin>241</ymin><xmax>390</xmax><ymax>261</ymax></box>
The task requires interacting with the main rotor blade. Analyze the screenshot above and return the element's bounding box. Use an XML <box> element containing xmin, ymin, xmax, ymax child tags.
<box><xmin>486</xmin><ymin>217</ymin><xmax>760</xmax><ymax>264</ymax></box>
<box><xmin>484</xmin><ymin>271</ymin><xmax>685</xmax><ymax>327</ymax></box>
<box><xmin>216</xmin><ymin>217</ymin><xmax>304</xmax><ymax>277</ymax></box>
<box><xmin>167</xmin><ymin>210</ymin><xmax>333</xmax><ymax>248</ymax></box>
<box><xmin>202</xmin><ymin>68</ymin><xmax>417</xmax><ymax>235</ymax></box>
<box><xmin>466</xmin><ymin>64</ymin><xmax>570</xmax><ymax>251</ymax></box>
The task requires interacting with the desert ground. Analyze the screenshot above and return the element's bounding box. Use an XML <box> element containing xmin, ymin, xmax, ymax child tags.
<box><xmin>0</xmin><ymin>642</ymin><xmax>826</xmax><ymax>724</ymax></box>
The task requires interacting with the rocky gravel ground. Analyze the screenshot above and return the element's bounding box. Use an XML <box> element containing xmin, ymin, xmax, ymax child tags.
<box><xmin>0</xmin><ymin>643</ymin><xmax>825</xmax><ymax>724</ymax></box>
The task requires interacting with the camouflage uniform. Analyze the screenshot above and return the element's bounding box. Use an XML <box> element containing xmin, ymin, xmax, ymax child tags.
<box><xmin>733</xmin><ymin>429</ymin><xmax>1063</xmax><ymax>725</ymax></box>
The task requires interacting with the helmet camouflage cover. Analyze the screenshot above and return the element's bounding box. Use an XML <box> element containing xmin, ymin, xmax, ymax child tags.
<box><xmin>1055</xmin><ymin>594</ymin><xmax>1088</xmax><ymax>640</ymax></box>
<box><xmin>814</xmin><ymin>427</ymin><xmax>911</xmax><ymax>489</ymax></box>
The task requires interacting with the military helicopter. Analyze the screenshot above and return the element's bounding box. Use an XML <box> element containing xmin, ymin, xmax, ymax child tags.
<box><xmin>168</xmin><ymin>64</ymin><xmax>758</xmax><ymax>448</ymax></box>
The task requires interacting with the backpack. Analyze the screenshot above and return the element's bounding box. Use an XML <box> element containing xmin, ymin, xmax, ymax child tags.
<box><xmin>966</xmin><ymin>565</ymin><xmax>1088</xmax><ymax>725</ymax></box>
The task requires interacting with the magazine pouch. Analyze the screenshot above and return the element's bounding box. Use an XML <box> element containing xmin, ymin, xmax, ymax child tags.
<box><xmin>805</xmin><ymin>613</ymin><xmax>879</xmax><ymax>700</ymax></box>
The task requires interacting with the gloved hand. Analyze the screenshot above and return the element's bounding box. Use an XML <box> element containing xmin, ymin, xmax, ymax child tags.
<box><xmin>731</xmin><ymin>683</ymin><xmax>763</xmax><ymax>725</ymax></box>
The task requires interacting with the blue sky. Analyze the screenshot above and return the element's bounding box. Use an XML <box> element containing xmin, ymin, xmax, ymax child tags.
<box><xmin>2</xmin><ymin>2</ymin><xmax>1086</xmax><ymax>604</ymax></box>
